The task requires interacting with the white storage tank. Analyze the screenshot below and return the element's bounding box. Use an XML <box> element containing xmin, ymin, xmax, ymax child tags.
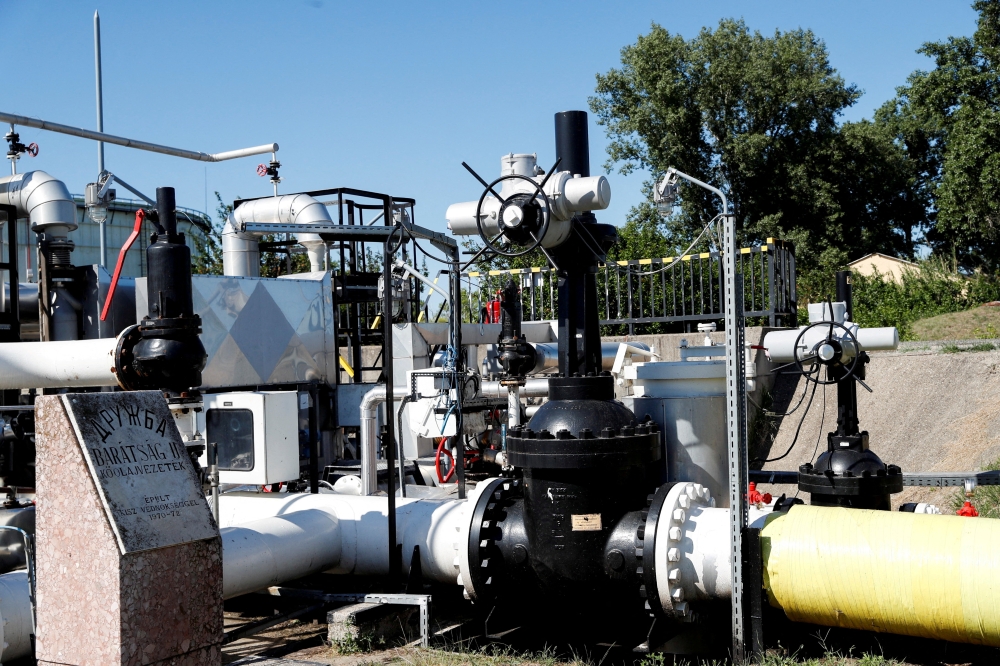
<box><xmin>626</xmin><ymin>358</ymin><xmax>729</xmax><ymax>507</ymax></box>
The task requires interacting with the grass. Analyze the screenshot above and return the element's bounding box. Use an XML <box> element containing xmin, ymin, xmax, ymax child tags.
<box><xmin>910</xmin><ymin>306</ymin><xmax>1000</xmax><ymax>341</ymax></box>
<box><xmin>941</xmin><ymin>342</ymin><xmax>997</xmax><ymax>353</ymax></box>
<box><xmin>950</xmin><ymin>457</ymin><xmax>1000</xmax><ymax>518</ymax></box>
<box><xmin>337</xmin><ymin>646</ymin><xmax>906</xmax><ymax>666</ymax></box>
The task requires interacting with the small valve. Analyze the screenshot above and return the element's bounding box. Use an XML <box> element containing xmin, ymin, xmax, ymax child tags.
<box><xmin>256</xmin><ymin>159</ymin><xmax>281</xmax><ymax>184</ymax></box>
<box><xmin>957</xmin><ymin>501</ymin><xmax>979</xmax><ymax>517</ymax></box>
<box><xmin>747</xmin><ymin>482</ymin><xmax>772</xmax><ymax>506</ymax></box>
<box><xmin>5</xmin><ymin>129</ymin><xmax>38</xmax><ymax>168</ymax></box>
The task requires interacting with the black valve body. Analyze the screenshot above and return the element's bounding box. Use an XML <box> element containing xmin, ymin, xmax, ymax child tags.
<box><xmin>128</xmin><ymin>187</ymin><xmax>207</xmax><ymax>392</ymax></box>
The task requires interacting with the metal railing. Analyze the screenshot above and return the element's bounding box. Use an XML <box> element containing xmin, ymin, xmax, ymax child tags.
<box><xmin>462</xmin><ymin>239</ymin><xmax>796</xmax><ymax>331</ymax></box>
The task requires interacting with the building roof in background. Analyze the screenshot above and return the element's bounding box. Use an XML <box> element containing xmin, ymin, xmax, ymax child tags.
<box><xmin>848</xmin><ymin>252</ymin><xmax>919</xmax><ymax>283</ymax></box>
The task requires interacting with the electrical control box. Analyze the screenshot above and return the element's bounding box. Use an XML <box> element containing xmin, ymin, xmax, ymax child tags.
<box><xmin>198</xmin><ymin>391</ymin><xmax>299</xmax><ymax>486</ymax></box>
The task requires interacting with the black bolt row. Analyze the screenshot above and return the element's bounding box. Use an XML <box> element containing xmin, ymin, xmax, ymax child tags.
<box><xmin>509</xmin><ymin>421</ymin><xmax>660</xmax><ymax>441</ymax></box>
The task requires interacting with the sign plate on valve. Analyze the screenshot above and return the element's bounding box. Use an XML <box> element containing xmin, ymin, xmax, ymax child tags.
<box><xmin>61</xmin><ymin>391</ymin><xmax>218</xmax><ymax>554</ymax></box>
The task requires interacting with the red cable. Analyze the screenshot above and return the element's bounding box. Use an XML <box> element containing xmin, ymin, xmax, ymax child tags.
<box><xmin>100</xmin><ymin>209</ymin><xmax>146</xmax><ymax>321</ymax></box>
<box><xmin>435</xmin><ymin>437</ymin><xmax>455</xmax><ymax>484</ymax></box>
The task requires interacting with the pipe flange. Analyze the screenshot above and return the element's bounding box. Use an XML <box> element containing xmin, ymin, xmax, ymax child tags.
<box><xmin>112</xmin><ymin>324</ymin><xmax>144</xmax><ymax>390</ymax></box>
<box><xmin>463</xmin><ymin>477</ymin><xmax>519</xmax><ymax>602</ymax></box>
<box><xmin>640</xmin><ymin>481</ymin><xmax>714</xmax><ymax>622</ymax></box>
<box><xmin>637</xmin><ymin>482</ymin><xmax>675</xmax><ymax>617</ymax></box>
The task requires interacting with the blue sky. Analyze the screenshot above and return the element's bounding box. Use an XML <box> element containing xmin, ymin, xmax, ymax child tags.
<box><xmin>0</xmin><ymin>1</ymin><xmax>980</xmax><ymax>244</ymax></box>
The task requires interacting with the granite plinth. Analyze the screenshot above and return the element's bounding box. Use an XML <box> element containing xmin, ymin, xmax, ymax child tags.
<box><xmin>35</xmin><ymin>393</ymin><xmax>224</xmax><ymax>666</ymax></box>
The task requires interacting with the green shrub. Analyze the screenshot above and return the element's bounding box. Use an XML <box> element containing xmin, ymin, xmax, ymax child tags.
<box><xmin>849</xmin><ymin>262</ymin><xmax>1000</xmax><ymax>340</ymax></box>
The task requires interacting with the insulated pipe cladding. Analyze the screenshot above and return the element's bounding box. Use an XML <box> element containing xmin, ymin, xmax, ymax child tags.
<box><xmin>222</xmin><ymin>194</ymin><xmax>333</xmax><ymax>277</ymax></box>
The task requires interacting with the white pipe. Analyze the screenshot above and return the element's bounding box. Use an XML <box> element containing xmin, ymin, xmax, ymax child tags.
<box><xmin>218</xmin><ymin>492</ymin><xmax>469</xmax><ymax>588</ymax></box>
<box><xmin>360</xmin><ymin>386</ymin><xmax>386</xmax><ymax>496</ymax></box>
<box><xmin>221</xmin><ymin>509</ymin><xmax>341</xmax><ymax>599</ymax></box>
<box><xmin>0</xmin><ymin>111</ymin><xmax>277</xmax><ymax>164</ymax></box>
<box><xmin>479</xmin><ymin>378</ymin><xmax>549</xmax><ymax>399</ymax></box>
<box><xmin>0</xmin><ymin>571</ymin><xmax>32</xmax><ymax>662</ymax></box>
<box><xmin>527</xmin><ymin>341</ymin><xmax>650</xmax><ymax>374</ymax></box>
<box><xmin>0</xmin><ymin>336</ymin><xmax>120</xmax><ymax>390</ymax></box>
<box><xmin>394</xmin><ymin>260</ymin><xmax>449</xmax><ymax>300</ymax></box>
<box><xmin>224</xmin><ymin>194</ymin><xmax>334</xmax><ymax>277</ymax></box>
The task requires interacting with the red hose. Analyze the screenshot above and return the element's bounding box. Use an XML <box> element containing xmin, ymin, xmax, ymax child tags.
<box><xmin>435</xmin><ymin>437</ymin><xmax>455</xmax><ymax>483</ymax></box>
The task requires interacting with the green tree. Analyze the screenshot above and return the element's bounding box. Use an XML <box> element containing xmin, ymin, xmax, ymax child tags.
<box><xmin>879</xmin><ymin>0</ymin><xmax>1000</xmax><ymax>271</ymax></box>
<box><xmin>590</xmin><ymin>19</ymin><xmax>926</xmax><ymax>302</ymax></box>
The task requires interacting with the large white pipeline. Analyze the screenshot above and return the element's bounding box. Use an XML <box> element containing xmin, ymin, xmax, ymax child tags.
<box><xmin>222</xmin><ymin>194</ymin><xmax>331</xmax><ymax>277</ymax></box>
<box><xmin>0</xmin><ymin>571</ymin><xmax>35</xmax><ymax>662</ymax></box>
<box><xmin>0</xmin><ymin>336</ymin><xmax>121</xmax><ymax>390</ymax></box>
<box><xmin>217</xmin><ymin>490</ymin><xmax>475</xmax><ymax>598</ymax></box>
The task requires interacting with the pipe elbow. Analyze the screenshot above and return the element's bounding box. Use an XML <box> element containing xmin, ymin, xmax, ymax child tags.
<box><xmin>360</xmin><ymin>385</ymin><xmax>387</xmax><ymax>419</ymax></box>
<box><xmin>0</xmin><ymin>170</ymin><xmax>77</xmax><ymax>234</ymax></box>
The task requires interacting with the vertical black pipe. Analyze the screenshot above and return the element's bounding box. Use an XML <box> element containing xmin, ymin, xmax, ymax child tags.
<box><xmin>383</xmin><ymin>198</ymin><xmax>399</xmax><ymax>585</ymax></box>
<box><xmin>309</xmin><ymin>386</ymin><xmax>319</xmax><ymax>494</ymax></box>
<box><xmin>833</xmin><ymin>270</ymin><xmax>859</xmax><ymax>436</ymax></box>
<box><xmin>157</xmin><ymin>186</ymin><xmax>177</xmax><ymax>235</ymax></box>
<box><xmin>554</xmin><ymin>111</ymin><xmax>591</xmax><ymax>177</ymax></box>
<box><xmin>552</xmin><ymin>111</ymin><xmax>603</xmax><ymax>377</ymax></box>
<box><xmin>836</xmin><ymin>270</ymin><xmax>853</xmax><ymax>321</ymax></box>
<box><xmin>452</xmin><ymin>244</ymin><xmax>466</xmax><ymax>499</ymax></box>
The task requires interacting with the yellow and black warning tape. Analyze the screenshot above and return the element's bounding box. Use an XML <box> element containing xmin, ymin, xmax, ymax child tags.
<box><xmin>463</xmin><ymin>238</ymin><xmax>789</xmax><ymax>277</ymax></box>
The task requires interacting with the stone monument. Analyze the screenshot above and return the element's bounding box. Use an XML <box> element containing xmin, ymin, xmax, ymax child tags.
<box><xmin>35</xmin><ymin>391</ymin><xmax>223</xmax><ymax>665</ymax></box>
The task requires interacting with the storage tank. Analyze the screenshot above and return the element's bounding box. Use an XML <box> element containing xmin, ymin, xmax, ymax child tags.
<box><xmin>627</xmin><ymin>358</ymin><xmax>728</xmax><ymax>507</ymax></box>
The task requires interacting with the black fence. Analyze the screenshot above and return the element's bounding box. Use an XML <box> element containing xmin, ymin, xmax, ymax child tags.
<box><xmin>462</xmin><ymin>239</ymin><xmax>796</xmax><ymax>333</ymax></box>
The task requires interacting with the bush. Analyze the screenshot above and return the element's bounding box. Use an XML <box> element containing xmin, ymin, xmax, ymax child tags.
<box><xmin>850</xmin><ymin>261</ymin><xmax>1000</xmax><ymax>340</ymax></box>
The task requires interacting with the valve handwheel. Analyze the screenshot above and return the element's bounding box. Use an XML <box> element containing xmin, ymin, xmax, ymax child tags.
<box><xmin>26</xmin><ymin>143</ymin><xmax>38</xmax><ymax>157</ymax></box>
<box><xmin>463</xmin><ymin>157</ymin><xmax>561</xmax><ymax>258</ymax></box>
<box><xmin>793</xmin><ymin>318</ymin><xmax>861</xmax><ymax>385</ymax></box>
<box><xmin>475</xmin><ymin>174</ymin><xmax>551</xmax><ymax>257</ymax></box>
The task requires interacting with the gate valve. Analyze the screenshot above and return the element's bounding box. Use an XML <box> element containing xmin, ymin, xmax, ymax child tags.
<box><xmin>957</xmin><ymin>501</ymin><xmax>979</xmax><ymax>517</ymax></box>
<box><xmin>747</xmin><ymin>482</ymin><xmax>772</xmax><ymax>506</ymax></box>
<box><xmin>256</xmin><ymin>159</ymin><xmax>281</xmax><ymax>185</ymax></box>
<box><xmin>100</xmin><ymin>209</ymin><xmax>146</xmax><ymax>321</ymax></box>
<box><xmin>4</xmin><ymin>130</ymin><xmax>37</xmax><ymax>161</ymax></box>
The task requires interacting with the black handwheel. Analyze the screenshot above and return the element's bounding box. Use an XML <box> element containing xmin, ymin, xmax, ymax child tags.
<box><xmin>793</xmin><ymin>320</ymin><xmax>861</xmax><ymax>385</ymax></box>
<box><xmin>475</xmin><ymin>173</ymin><xmax>551</xmax><ymax>258</ymax></box>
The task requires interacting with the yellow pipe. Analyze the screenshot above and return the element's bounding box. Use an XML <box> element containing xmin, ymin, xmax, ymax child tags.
<box><xmin>338</xmin><ymin>355</ymin><xmax>355</xmax><ymax>379</ymax></box>
<box><xmin>761</xmin><ymin>505</ymin><xmax>1000</xmax><ymax>646</ymax></box>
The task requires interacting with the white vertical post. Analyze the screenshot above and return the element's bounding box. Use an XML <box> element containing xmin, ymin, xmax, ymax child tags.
<box><xmin>723</xmin><ymin>212</ymin><xmax>748</xmax><ymax>661</ymax></box>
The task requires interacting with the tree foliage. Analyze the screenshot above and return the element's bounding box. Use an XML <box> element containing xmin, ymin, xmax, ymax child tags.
<box><xmin>590</xmin><ymin>19</ymin><xmax>930</xmax><ymax>301</ymax></box>
<box><xmin>879</xmin><ymin>0</ymin><xmax>1000</xmax><ymax>271</ymax></box>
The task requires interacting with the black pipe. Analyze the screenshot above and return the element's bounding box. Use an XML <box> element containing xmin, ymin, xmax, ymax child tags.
<box><xmin>554</xmin><ymin>111</ymin><xmax>590</xmax><ymax>177</ymax></box>
<box><xmin>836</xmin><ymin>270</ymin><xmax>853</xmax><ymax>321</ymax></box>
<box><xmin>147</xmin><ymin>187</ymin><xmax>194</xmax><ymax>320</ymax></box>
<box><xmin>382</xmin><ymin>198</ymin><xmax>400</xmax><ymax>585</ymax></box>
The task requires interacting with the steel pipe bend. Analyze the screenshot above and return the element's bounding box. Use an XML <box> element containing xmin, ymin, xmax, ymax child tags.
<box><xmin>0</xmin><ymin>170</ymin><xmax>77</xmax><ymax>234</ymax></box>
<box><xmin>223</xmin><ymin>194</ymin><xmax>333</xmax><ymax>276</ymax></box>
